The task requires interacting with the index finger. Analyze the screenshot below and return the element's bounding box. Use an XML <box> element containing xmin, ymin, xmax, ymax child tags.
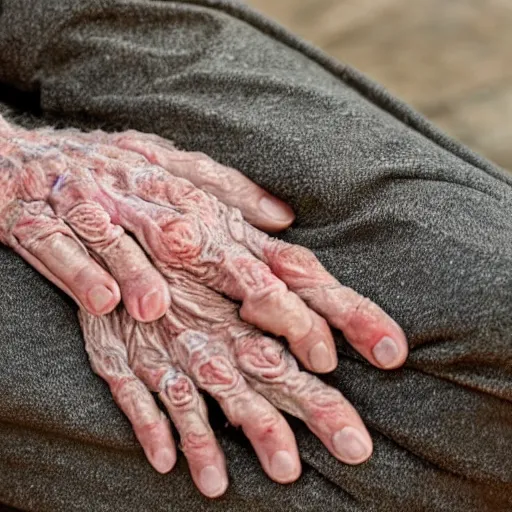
<box><xmin>111</xmin><ymin>132</ymin><xmax>295</xmax><ymax>233</ymax></box>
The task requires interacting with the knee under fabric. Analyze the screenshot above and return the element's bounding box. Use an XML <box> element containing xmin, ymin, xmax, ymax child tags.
<box><xmin>0</xmin><ymin>1</ymin><xmax>511</xmax><ymax>511</ymax></box>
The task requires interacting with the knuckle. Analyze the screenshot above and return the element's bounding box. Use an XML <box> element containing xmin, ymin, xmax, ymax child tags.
<box><xmin>163</xmin><ymin>373</ymin><xmax>196</xmax><ymax>408</ymax></box>
<box><xmin>310</xmin><ymin>396</ymin><xmax>350</xmax><ymax>426</ymax></box>
<box><xmin>131</xmin><ymin>363</ymin><xmax>163</xmax><ymax>391</ymax></box>
<box><xmin>344</xmin><ymin>295</ymin><xmax>376</xmax><ymax>329</ymax></box>
<box><xmin>11</xmin><ymin>202</ymin><xmax>61</xmax><ymax>248</ymax></box>
<box><xmin>237</xmin><ymin>258</ymin><xmax>285</xmax><ymax>294</ymax></box>
<box><xmin>157</xmin><ymin>215</ymin><xmax>205</xmax><ymax>266</ymax></box>
<box><xmin>85</xmin><ymin>340</ymin><xmax>130</xmax><ymax>381</ymax></box>
<box><xmin>200</xmin><ymin>165</ymin><xmax>234</xmax><ymax>196</ymax></box>
<box><xmin>239</xmin><ymin>286</ymin><xmax>299</xmax><ymax>336</ymax></box>
<box><xmin>161</xmin><ymin>215</ymin><xmax>199</xmax><ymax>246</ymax></box>
<box><xmin>197</xmin><ymin>355</ymin><xmax>240</xmax><ymax>394</ymax></box>
<box><xmin>176</xmin><ymin>152</ymin><xmax>237</xmax><ymax>199</ymax></box>
<box><xmin>138</xmin><ymin>419</ymin><xmax>167</xmax><ymax>435</ymax></box>
<box><xmin>251</xmin><ymin>410</ymin><xmax>282</xmax><ymax>441</ymax></box>
<box><xmin>180</xmin><ymin>431</ymin><xmax>213</xmax><ymax>458</ymax></box>
<box><xmin>236</xmin><ymin>335</ymin><xmax>289</xmax><ymax>381</ymax></box>
<box><xmin>303</xmin><ymin>379</ymin><xmax>349</xmax><ymax>423</ymax></box>
<box><xmin>66</xmin><ymin>201</ymin><xmax>122</xmax><ymax>245</ymax></box>
<box><xmin>110</xmin><ymin>375</ymin><xmax>141</xmax><ymax>397</ymax></box>
<box><xmin>48</xmin><ymin>172</ymin><xmax>99</xmax><ymax>216</ymax></box>
<box><xmin>270</xmin><ymin>241</ymin><xmax>324</xmax><ymax>280</ymax></box>
<box><xmin>177</xmin><ymin>335</ymin><xmax>246</xmax><ymax>399</ymax></box>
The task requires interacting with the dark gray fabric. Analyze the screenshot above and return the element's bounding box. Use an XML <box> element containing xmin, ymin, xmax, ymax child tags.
<box><xmin>0</xmin><ymin>1</ymin><xmax>511</xmax><ymax>510</ymax></box>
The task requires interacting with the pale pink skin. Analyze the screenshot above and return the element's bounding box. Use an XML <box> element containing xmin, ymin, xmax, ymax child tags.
<box><xmin>0</xmin><ymin>116</ymin><xmax>294</xmax><ymax>320</ymax></box>
<box><xmin>0</xmin><ymin>115</ymin><xmax>409</xmax><ymax>498</ymax></box>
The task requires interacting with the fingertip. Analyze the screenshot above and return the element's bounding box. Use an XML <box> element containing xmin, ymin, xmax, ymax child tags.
<box><xmin>198</xmin><ymin>465</ymin><xmax>229</xmax><ymax>498</ymax></box>
<box><xmin>150</xmin><ymin>446</ymin><xmax>177</xmax><ymax>474</ymax></box>
<box><xmin>297</xmin><ymin>314</ymin><xmax>337</xmax><ymax>374</ymax></box>
<box><xmin>84</xmin><ymin>281</ymin><xmax>121</xmax><ymax>315</ymax></box>
<box><xmin>138</xmin><ymin>420</ymin><xmax>177</xmax><ymax>474</ymax></box>
<box><xmin>333</xmin><ymin>296</ymin><xmax>409</xmax><ymax>370</ymax></box>
<box><xmin>307</xmin><ymin>342</ymin><xmax>338</xmax><ymax>373</ymax></box>
<box><xmin>269</xmin><ymin>450</ymin><xmax>302</xmax><ymax>484</ymax></box>
<box><xmin>371</xmin><ymin>334</ymin><xmax>408</xmax><ymax>370</ymax></box>
<box><xmin>331</xmin><ymin>426</ymin><xmax>373</xmax><ymax>465</ymax></box>
<box><xmin>123</xmin><ymin>280</ymin><xmax>171</xmax><ymax>323</ymax></box>
<box><xmin>137</xmin><ymin>285</ymin><xmax>171</xmax><ymax>323</ymax></box>
<box><xmin>257</xmin><ymin>196</ymin><xmax>295</xmax><ymax>232</ymax></box>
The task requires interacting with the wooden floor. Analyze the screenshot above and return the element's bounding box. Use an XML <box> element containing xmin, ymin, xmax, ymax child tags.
<box><xmin>248</xmin><ymin>0</ymin><xmax>512</xmax><ymax>171</ymax></box>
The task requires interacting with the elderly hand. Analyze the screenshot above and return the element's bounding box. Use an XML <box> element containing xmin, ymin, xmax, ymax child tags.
<box><xmin>80</xmin><ymin>272</ymin><xmax>391</xmax><ymax>498</ymax></box>
<box><xmin>1</xmin><ymin>118</ymin><xmax>408</xmax><ymax>497</ymax></box>
<box><xmin>0</xmin><ymin>116</ymin><xmax>293</xmax><ymax>320</ymax></box>
<box><xmin>40</xmin><ymin>127</ymin><xmax>407</xmax><ymax>374</ymax></box>
<box><xmin>67</xmin><ymin>130</ymin><xmax>408</xmax><ymax>497</ymax></box>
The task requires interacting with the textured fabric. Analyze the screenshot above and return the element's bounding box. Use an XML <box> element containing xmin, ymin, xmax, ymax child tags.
<box><xmin>0</xmin><ymin>1</ymin><xmax>511</xmax><ymax>511</ymax></box>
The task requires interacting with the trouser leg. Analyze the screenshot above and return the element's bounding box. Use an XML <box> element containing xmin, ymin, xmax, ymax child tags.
<box><xmin>0</xmin><ymin>1</ymin><xmax>511</xmax><ymax>511</ymax></box>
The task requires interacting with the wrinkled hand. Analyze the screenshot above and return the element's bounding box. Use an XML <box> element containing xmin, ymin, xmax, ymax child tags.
<box><xmin>62</xmin><ymin>129</ymin><xmax>409</xmax><ymax>498</ymax></box>
<box><xmin>31</xmin><ymin>127</ymin><xmax>407</xmax><ymax>374</ymax></box>
<box><xmin>0</xmin><ymin>116</ymin><xmax>294</xmax><ymax>319</ymax></box>
<box><xmin>80</xmin><ymin>275</ymin><xmax>378</xmax><ymax>498</ymax></box>
<box><xmin>1</xmin><ymin>116</ymin><xmax>408</xmax><ymax>497</ymax></box>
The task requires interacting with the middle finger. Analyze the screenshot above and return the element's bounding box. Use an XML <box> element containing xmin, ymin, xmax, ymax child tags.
<box><xmin>233</xmin><ymin>329</ymin><xmax>373</xmax><ymax>465</ymax></box>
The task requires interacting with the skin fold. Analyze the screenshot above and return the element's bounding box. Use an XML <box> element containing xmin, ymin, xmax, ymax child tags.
<box><xmin>80</xmin><ymin>275</ymin><xmax>373</xmax><ymax>497</ymax></box>
<box><xmin>0</xmin><ymin>115</ymin><xmax>295</xmax><ymax>320</ymax></box>
<box><xmin>0</xmin><ymin>116</ymin><xmax>409</xmax><ymax>497</ymax></box>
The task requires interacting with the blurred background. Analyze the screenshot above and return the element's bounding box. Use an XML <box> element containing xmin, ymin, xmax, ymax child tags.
<box><xmin>248</xmin><ymin>0</ymin><xmax>512</xmax><ymax>171</ymax></box>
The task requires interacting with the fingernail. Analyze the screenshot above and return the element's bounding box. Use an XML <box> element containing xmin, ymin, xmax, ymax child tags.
<box><xmin>332</xmin><ymin>427</ymin><xmax>371</xmax><ymax>464</ymax></box>
<box><xmin>199</xmin><ymin>465</ymin><xmax>226</xmax><ymax>497</ymax></box>
<box><xmin>151</xmin><ymin>447</ymin><xmax>175</xmax><ymax>474</ymax></box>
<box><xmin>87</xmin><ymin>285</ymin><xmax>114</xmax><ymax>313</ymax></box>
<box><xmin>140</xmin><ymin>290</ymin><xmax>166</xmax><ymax>321</ymax></box>
<box><xmin>259</xmin><ymin>196</ymin><xmax>293</xmax><ymax>221</ymax></box>
<box><xmin>309</xmin><ymin>342</ymin><xmax>336</xmax><ymax>373</ymax></box>
<box><xmin>270</xmin><ymin>450</ymin><xmax>298</xmax><ymax>481</ymax></box>
<box><xmin>372</xmin><ymin>336</ymin><xmax>400</xmax><ymax>368</ymax></box>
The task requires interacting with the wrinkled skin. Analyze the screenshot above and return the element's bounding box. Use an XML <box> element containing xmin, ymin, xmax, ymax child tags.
<box><xmin>0</xmin><ymin>114</ymin><xmax>294</xmax><ymax>320</ymax></box>
<box><xmin>0</xmin><ymin>116</ymin><xmax>409</xmax><ymax>497</ymax></box>
<box><xmin>79</xmin><ymin>273</ymin><xmax>383</xmax><ymax>498</ymax></box>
